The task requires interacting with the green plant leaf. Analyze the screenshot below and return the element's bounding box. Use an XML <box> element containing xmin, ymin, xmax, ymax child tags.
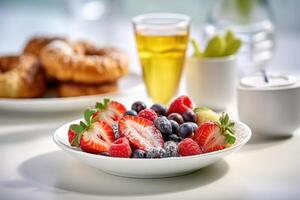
<box><xmin>70</xmin><ymin>124</ymin><xmax>84</xmax><ymax>134</ymax></box>
<box><xmin>225</xmin><ymin>132</ymin><xmax>236</xmax><ymax>144</ymax></box>
<box><xmin>80</xmin><ymin>121</ymin><xmax>87</xmax><ymax>129</ymax></box>
<box><xmin>84</xmin><ymin>108</ymin><xmax>96</xmax><ymax>124</ymax></box>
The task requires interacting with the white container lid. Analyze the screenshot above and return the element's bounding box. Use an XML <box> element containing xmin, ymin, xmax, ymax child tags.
<box><xmin>239</xmin><ymin>74</ymin><xmax>298</xmax><ymax>90</ymax></box>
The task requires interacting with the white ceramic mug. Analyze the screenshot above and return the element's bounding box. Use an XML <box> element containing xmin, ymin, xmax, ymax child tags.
<box><xmin>237</xmin><ymin>74</ymin><xmax>300</xmax><ymax>137</ymax></box>
<box><xmin>186</xmin><ymin>56</ymin><xmax>237</xmax><ymax>111</ymax></box>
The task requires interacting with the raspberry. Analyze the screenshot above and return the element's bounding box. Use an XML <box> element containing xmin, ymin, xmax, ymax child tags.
<box><xmin>109</xmin><ymin>137</ymin><xmax>132</xmax><ymax>158</ymax></box>
<box><xmin>167</xmin><ymin>95</ymin><xmax>193</xmax><ymax>115</ymax></box>
<box><xmin>178</xmin><ymin>138</ymin><xmax>202</xmax><ymax>157</ymax></box>
<box><xmin>138</xmin><ymin>108</ymin><xmax>158</xmax><ymax>121</ymax></box>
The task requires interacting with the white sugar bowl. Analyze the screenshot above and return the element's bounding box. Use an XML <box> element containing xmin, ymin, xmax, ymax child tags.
<box><xmin>237</xmin><ymin>74</ymin><xmax>300</xmax><ymax>137</ymax></box>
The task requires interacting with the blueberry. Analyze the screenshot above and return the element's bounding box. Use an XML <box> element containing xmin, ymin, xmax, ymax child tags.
<box><xmin>131</xmin><ymin>101</ymin><xmax>147</xmax><ymax>113</ymax></box>
<box><xmin>111</xmin><ymin>123</ymin><xmax>119</xmax><ymax>139</ymax></box>
<box><xmin>168</xmin><ymin>134</ymin><xmax>182</xmax><ymax>143</ymax></box>
<box><xmin>146</xmin><ymin>148</ymin><xmax>166</xmax><ymax>159</ymax></box>
<box><xmin>167</xmin><ymin>113</ymin><xmax>184</xmax><ymax>124</ymax></box>
<box><xmin>164</xmin><ymin>141</ymin><xmax>178</xmax><ymax>157</ymax></box>
<box><xmin>169</xmin><ymin>120</ymin><xmax>179</xmax><ymax>135</ymax></box>
<box><xmin>154</xmin><ymin>116</ymin><xmax>172</xmax><ymax>136</ymax></box>
<box><xmin>150</xmin><ymin>104</ymin><xmax>167</xmax><ymax>116</ymax></box>
<box><xmin>178</xmin><ymin>123</ymin><xmax>194</xmax><ymax>138</ymax></box>
<box><xmin>182</xmin><ymin>110</ymin><xmax>196</xmax><ymax>122</ymax></box>
<box><xmin>132</xmin><ymin>149</ymin><xmax>146</xmax><ymax>158</ymax></box>
<box><xmin>188</xmin><ymin>122</ymin><xmax>198</xmax><ymax>132</ymax></box>
<box><xmin>124</xmin><ymin>110</ymin><xmax>138</xmax><ymax>116</ymax></box>
<box><xmin>99</xmin><ymin>152</ymin><xmax>109</xmax><ymax>156</ymax></box>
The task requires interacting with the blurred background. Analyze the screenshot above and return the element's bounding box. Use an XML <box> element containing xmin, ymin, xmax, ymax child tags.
<box><xmin>0</xmin><ymin>0</ymin><xmax>300</xmax><ymax>74</ymax></box>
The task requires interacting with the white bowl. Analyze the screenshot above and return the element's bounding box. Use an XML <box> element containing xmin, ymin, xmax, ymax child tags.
<box><xmin>237</xmin><ymin>74</ymin><xmax>300</xmax><ymax>137</ymax></box>
<box><xmin>53</xmin><ymin>119</ymin><xmax>251</xmax><ymax>178</ymax></box>
<box><xmin>186</xmin><ymin>56</ymin><xmax>237</xmax><ymax>111</ymax></box>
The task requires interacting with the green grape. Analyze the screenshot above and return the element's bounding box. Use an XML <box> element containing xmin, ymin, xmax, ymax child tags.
<box><xmin>223</xmin><ymin>38</ymin><xmax>242</xmax><ymax>56</ymax></box>
<box><xmin>204</xmin><ymin>36</ymin><xmax>226</xmax><ymax>57</ymax></box>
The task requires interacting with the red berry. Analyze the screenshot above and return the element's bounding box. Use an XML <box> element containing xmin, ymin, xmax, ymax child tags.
<box><xmin>167</xmin><ymin>96</ymin><xmax>193</xmax><ymax>115</ymax></box>
<box><xmin>138</xmin><ymin>108</ymin><xmax>158</xmax><ymax>121</ymax></box>
<box><xmin>68</xmin><ymin>128</ymin><xmax>78</xmax><ymax>147</ymax></box>
<box><xmin>178</xmin><ymin>138</ymin><xmax>202</xmax><ymax>156</ymax></box>
<box><xmin>193</xmin><ymin>113</ymin><xmax>236</xmax><ymax>153</ymax></box>
<box><xmin>193</xmin><ymin>122</ymin><xmax>225</xmax><ymax>153</ymax></box>
<box><xmin>93</xmin><ymin>99</ymin><xmax>126</xmax><ymax>126</ymax></box>
<box><xmin>109</xmin><ymin>137</ymin><xmax>132</xmax><ymax>158</ymax></box>
<box><xmin>80</xmin><ymin>120</ymin><xmax>115</xmax><ymax>154</ymax></box>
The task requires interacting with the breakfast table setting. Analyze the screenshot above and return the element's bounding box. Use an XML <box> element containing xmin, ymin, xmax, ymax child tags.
<box><xmin>1</xmin><ymin>0</ymin><xmax>300</xmax><ymax>199</ymax></box>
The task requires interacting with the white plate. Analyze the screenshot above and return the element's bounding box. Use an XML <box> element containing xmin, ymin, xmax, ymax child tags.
<box><xmin>0</xmin><ymin>73</ymin><xmax>143</xmax><ymax>112</ymax></box>
<box><xmin>53</xmin><ymin>119</ymin><xmax>252</xmax><ymax>178</ymax></box>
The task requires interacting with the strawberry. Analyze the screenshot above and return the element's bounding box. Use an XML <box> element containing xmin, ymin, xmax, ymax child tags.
<box><xmin>138</xmin><ymin>108</ymin><xmax>158</xmax><ymax>121</ymax></box>
<box><xmin>93</xmin><ymin>98</ymin><xmax>126</xmax><ymax>126</ymax></box>
<box><xmin>109</xmin><ymin>137</ymin><xmax>132</xmax><ymax>158</ymax></box>
<box><xmin>118</xmin><ymin>115</ymin><xmax>164</xmax><ymax>151</ymax></box>
<box><xmin>80</xmin><ymin>120</ymin><xmax>115</xmax><ymax>154</ymax></box>
<box><xmin>68</xmin><ymin>128</ymin><xmax>78</xmax><ymax>147</ymax></box>
<box><xmin>193</xmin><ymin>113</ymin><xmax>236</xmax><ymax>153</ymax></box>
<box><xmin>69</xmin><ymin>109</ymin><xmax>115</xmax><ymax>154</ymax></box>
<box><xmin>167</xmin><ymin>95</ymin><xmax>193</xmax><ymax>115</ymax></box>
<box><xmin>178</xmin><ymin>138</ymin><xmax>202</xmax><ymax>156</ymax></box>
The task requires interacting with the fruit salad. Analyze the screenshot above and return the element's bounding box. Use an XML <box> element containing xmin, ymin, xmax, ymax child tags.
<box><xmin>68</xmin><ymin>96</ymin><xmax>236</xmax><ymax>159</ymax></box>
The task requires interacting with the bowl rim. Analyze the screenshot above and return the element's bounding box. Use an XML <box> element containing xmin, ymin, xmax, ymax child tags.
<box><xmin>187</xmin><ymin>55</ymin><xmax>236</xmax><ymax>63</ymax></box>
<box><xmin>53</xmin><ymin>119</ymin><xmax>252</xmax><ymax>161</ymax></box>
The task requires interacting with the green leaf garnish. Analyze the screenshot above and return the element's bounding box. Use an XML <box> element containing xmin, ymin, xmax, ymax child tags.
<box><xmin>218</xmin><ymin>112</ymin><xmax>236</xmax><ymax>145</ymax></box>
<box><xmin>70</xmin><ymin>124</ymin><xmax>84</xmax><ymax>134</ymax></box>
<box><xmin>225</xmin><ymin>132</ymin><xmax>236</xmax><ymax>144</ymax></box>
<box><xmin>95</xmin><ymin>98</ymin><xmax>110</xmax><ymax>111</ymax></box>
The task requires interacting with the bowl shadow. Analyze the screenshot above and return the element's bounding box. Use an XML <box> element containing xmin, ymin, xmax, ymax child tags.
<box><xmin>17</xmin><ymin>150</ymin><xmax>229</xmax><ymax>196</ymax></box>
<box><xmin>239</xmin><ymin>132</ymin><xmax>293</xmax><ymax>152</ymax></box>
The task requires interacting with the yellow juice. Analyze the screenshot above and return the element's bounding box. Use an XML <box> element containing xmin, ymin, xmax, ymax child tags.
<box><xmin>135</xmin><ymin>32</ymin><xmax>189</xmax><ymax>104</ymax></box>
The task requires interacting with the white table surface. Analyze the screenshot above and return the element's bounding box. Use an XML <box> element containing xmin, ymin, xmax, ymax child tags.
<box><xmin>0</xmin><ymin>86</ymin><xmax>300</xmax><ymax>200</ymax></box>
<box><xmin>0</xmin><ymin>9</ymin><xmax>300</xmax><ymax>198</ymax></box>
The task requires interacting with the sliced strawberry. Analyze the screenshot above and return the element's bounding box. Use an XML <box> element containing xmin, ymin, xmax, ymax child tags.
<box><xmin>193</xmin><ymin>113</ymin><xmax>236</xmax><ymax>153</ymax></box>
<box><xmin>118</xmin><ymin>115</ymin><xmax>164</xmax><ymax>151</ymax></box>
<box><xmin>193</xmin><ymin>122</ymin><xmax>225</xmax><ymax>153</ymax></box>
<box><xmin>167</xmin><ymin>95</ymin><xmax>193</xmax><ymax>115</ymax></box>
<box><xmin>68</xmin><ymin>128</ymin><xmax>79</xmax><ymax>147</ymax></box>
<box><xmin>80</xmin><ymin>120</ymin><xmax>115</xmax><ymax>154</ymax></box>
<box><xmin>93</xmin><ymin>98</ymin><xmax>126</xmax><ymax>126</ymax></box>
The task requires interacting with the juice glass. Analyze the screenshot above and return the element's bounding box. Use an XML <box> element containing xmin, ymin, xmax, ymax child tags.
<box><xmin>133</xmin><ymin>13</ymin><xmax>190</xmax><ymax>104</ymax></box>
